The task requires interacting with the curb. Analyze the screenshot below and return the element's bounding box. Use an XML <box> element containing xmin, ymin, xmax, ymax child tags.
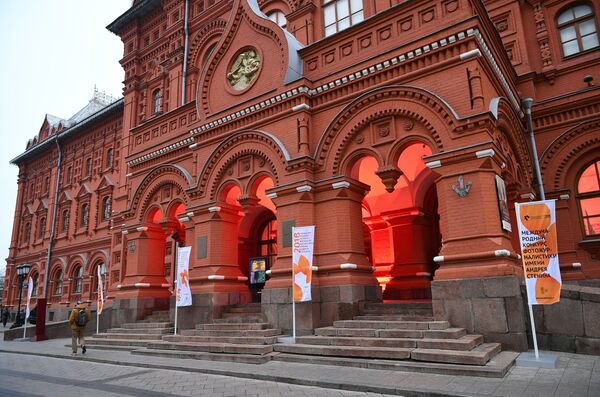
<box><xmin>0</xmin><ymin>349</ymin><xmax>473</xmax><ymax>397</ymax></box>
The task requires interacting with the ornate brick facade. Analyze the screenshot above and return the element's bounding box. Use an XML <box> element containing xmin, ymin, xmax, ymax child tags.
<box><xmin>3</xmin><ymin>0</ymin><xmax>600</xmax><ymax>342</ymax></box>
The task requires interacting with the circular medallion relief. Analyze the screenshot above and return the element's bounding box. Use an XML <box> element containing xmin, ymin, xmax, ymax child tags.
<box><xmin>226</xmin><ymin>48</ymin><xmax>261</xmax><ymax>91</ymax></box>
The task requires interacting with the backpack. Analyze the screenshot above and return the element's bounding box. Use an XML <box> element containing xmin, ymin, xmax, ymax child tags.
<box><xmin>75</xmin><ymin>308</ymin><xmax>87</xmax><ymax>327</ymax></box>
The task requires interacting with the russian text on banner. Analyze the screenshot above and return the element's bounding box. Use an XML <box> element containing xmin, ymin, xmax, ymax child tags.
<box><xmin>97</xmin><ymin>266</ymin><xmax>104</xmax><ymax>315</ymax></box>
<box><xmin>176</xmin><ymin>246</ymin><xmax>193</xmax><ymax>307</ymax></box>
<box><xmin>292</xmin><ymin>226</ymin><xmax>315</xmax><ymax>302</ymax></box>
<box><xmin>25</xmin><ymin>276</ymin><xmax>33</xmax><ymax>320</ymax></box>
<box><xmin>515</xmin><ymin>200</ymin><xmax>562</xmax><ymax>305</ymax></box>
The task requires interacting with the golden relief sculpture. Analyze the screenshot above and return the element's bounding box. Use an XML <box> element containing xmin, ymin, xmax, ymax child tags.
<box><xmin>227</xmin><ymin>49</ymin><xmax>260</xmax><ymax>90</ymax></box>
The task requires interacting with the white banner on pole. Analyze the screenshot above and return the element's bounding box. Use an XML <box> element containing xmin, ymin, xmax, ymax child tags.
<box><xmin>97</xmin><ymin>266</ymin><xmax>105</xmax><ymax>315</ymax></box>
<box><xmin>25</xmin><ymin>276</ymin><xmax>33</xmax><ymax>320</ymax></box>
<box><xmin>515</xmin><ymin>200</ymin><xmax>562</xmax><ymax>305</ymax></box>
<box><xmin>292</xmin><ymin>226</ymin><xmax>315</xmax><ymax>302</ymax></box>
<box><xmin>176</xmin><ymin>246</ymin><xmax>192</xmax><ymax>307</ymax></box>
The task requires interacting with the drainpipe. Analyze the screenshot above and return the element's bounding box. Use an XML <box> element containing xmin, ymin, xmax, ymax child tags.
<box><xmin>181</xmin><ymin>0</ymin><xmax>190</xmax><ymax>106</ymax></box>
<box><xmin>522</xmin><ymin>98</ymin><xmax>545</xmax><ymax>200</ymax></box>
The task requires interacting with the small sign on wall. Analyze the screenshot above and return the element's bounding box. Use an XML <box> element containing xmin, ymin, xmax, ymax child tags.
<box><xmin>495</xmin><ymin>175</ymin><xmax>512</xmax><ymax>232</ymax></box>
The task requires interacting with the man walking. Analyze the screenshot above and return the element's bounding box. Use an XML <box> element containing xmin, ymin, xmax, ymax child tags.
<box><xmin>69</xmin><ymin>300</ymin><xmax>90</xmax><ymax>356</ymax></box>
<box><xmin>2</xmin><ymin>307</ymin><xmax>9</xmax><ymax>328</ymax></box>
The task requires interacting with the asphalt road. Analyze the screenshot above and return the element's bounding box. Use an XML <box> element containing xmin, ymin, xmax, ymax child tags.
<box><xmin>0</xmin><ymin>353</ymin><xmax>400</xmax><ymax>397</ymax></box>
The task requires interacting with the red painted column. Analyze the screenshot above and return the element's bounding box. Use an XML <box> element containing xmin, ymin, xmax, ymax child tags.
<box><xmin>189</xmin><ymin>204</ymin><xmax>248</xmax><ymax>294</ymax></box>
<box><xmin>383</xmin><ymin>208</ymin><xmax>436</xmax><ymax>300</ymax></box>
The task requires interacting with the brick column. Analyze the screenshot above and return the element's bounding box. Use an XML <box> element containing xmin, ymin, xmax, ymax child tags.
<box><xmin>425</xmin><ymin>143</ymin><xmax>528</xmax><ymax>351</ymax></box>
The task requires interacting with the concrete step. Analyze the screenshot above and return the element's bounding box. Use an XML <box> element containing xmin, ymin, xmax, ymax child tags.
<box><xmin>314</xmin><ymin>326</ymin><xmax>468</xmax><ymax>339</ymax></box>
<box><xmin>123</xmin><ymin>322</ymin><xmax>173</xmax><ymax>329</ymax></box>
<box><xmin>296</xmin><ymin>336</ymin><xmax>416</xmax><ymax>348</ymax></box>
<box><xmin>199</xmin><ymin>322</ymin><xmax>270</xmax><ymax>331</ymax></box>
<box><xmin>294</xmin><ymin>334</ymin><xmax>481</xmax><ymax>351</ymax></box>
<box><xmin>411</xmin><ymin>343</ymin><xmax>502</xmax><ymax>366</ymax></box>
<box><xmin>214</xmin><ymin>315</ymin><xmax>265</xmax><ymax>324</ymax></box>
<box><xmin>146</xmin><ymin>341</ymin><xmax>273</xmax><ymax>355</ymax></box>
<box><xmin>183</xmin><ymin>328</ymin><xmax>282</xmax><ymax>337</ymax></box>
<box><xmin>273</xmin><ymin>351</ymin><xmax>518</xmax><ymax>378</ymax></box>
<box><xmin>86</xmin><ymin>338</ymin><xmax>152</xmax><ymax>348</ymax></box>
<box><xmin>361</xmin><ymin>302</ymin><xmax>433</xmax><ymax>316</ymax></box>
<box><xmin>93</xmin><ymin>333</ymin><xmax>163</xmax><ymax>341</ymax></box>
<box><xmin>354</xmin><ymin>315</ymin><xmax>434</xmax><ymax>321</ymax></box>
<box><xmin>163</xmin><ymin>334</ymin><xmax>279</xmax><ymax>345</ymax></box>
<box><xmin>273</xmin><ymin>343</ymin><xmax>412</xmax><ymax>360</ymax></box>
<box><xmin>64</xmin><ymin>344</ymin><xmax>138</xmax><ymax>352</ymax></box>
<box><xmin>106</xmin><ymin>327</ymin><xmax>174</xmax><ymax>335</ymax></box>
<box><xmin>224</xmin><ymin>304</ymin><xmax>262</xmax><ymax>314</ymax></box>
<box><xmin>132</xmin><ymin>348</ymin><xmax>274</xmax><ymax>364</ymax></box>
<box><xmin>140</xmin><ymin>316</ymin><xmax>170</xmax><ymax>322</ymax></box>
<box><xmin>333</xmin><ymin>320</ymin><xmax>449</xmax><ymax>330</ymax></box>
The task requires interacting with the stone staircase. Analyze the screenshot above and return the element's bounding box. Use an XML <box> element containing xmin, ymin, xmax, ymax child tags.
<box><xmin>87</xmin><ymin>310</ymin><xmax>173</xmax><ymax>351</ymax></box>
<box><xmin>272</xmin><ymin>302</ymin><xmax>518</xmax><ymax>377</ymax></box>
<box><xmin>131</xmin><ymin>303</ymin><xmax>283</xmax><ymax>364</ymax></box>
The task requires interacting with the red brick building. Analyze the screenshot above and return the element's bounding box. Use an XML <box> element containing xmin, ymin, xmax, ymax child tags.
<box><xmin>3</xmin><ymin>0</ymin><xmax>599</xmax><ymax>351</ymax></box>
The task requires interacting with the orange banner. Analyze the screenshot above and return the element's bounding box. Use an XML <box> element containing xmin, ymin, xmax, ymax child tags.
<box><xmin>515</xmin><ymin>200</ymin><xmax>561</xmax><ymax>305</ymax></box>
<box><xmin>292</xmin><ymin>226</ymin><xmax>314</xmax><ymax>302</ymax></box>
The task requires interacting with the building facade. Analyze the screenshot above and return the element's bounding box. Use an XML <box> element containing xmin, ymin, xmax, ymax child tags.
<box><xmin>3</xmin><ymin>0</ymin><xmax>600</xmax><ymax>350</ymax></box>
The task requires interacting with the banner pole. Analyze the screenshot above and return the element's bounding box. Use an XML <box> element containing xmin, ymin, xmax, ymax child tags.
<box><xmin>527</xmin><ymin>303</ymin><xmax>540</xmax><ymax>359</ymax></box>
<box><xmin>23</xmin><ymin>322</ymin><xmax>27</xmax><ymax>339</ymax></box>
<box><xmin>174</xmin><ymin>242</ymin><xmax>179</xmax><ymax>335</ymax></box>
<box><xmin>292</xmin><ymin>295</ymin><xmax>296</xmax><ymax>340</ymax></box>
<box><xmin>96</xmin><ymin>307</ymin><xmax>99</xmax><ymax>335</ymax></box>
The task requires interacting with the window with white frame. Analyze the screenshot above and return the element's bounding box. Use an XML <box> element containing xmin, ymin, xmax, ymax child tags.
<box><xmin>323</xmin><ymin>0</ymin><xmax>364</xmax><ymax>37</ymax></box>
<box><xmin>152</xmin><ymin>89</ymin><xmax>161</xmax><ymax>114</ymax></box>
<box><xmin>557</xmin><ymin>4</ymin><xmax>599</xmax><ymax>57</ymax></box>
<box><xmin>267</xmin><ymin>10</ymin><xmax>287</xmax><ymax>28</ymax></box>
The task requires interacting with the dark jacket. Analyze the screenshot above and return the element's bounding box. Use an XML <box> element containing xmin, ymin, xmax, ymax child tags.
<box><xmin>69</xmin><ymin>304</ymin><xmax>91</xmax><ymax>330</ymax></box>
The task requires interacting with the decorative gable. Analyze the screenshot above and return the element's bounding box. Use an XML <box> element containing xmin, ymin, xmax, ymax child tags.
<box><xmin>75</xmin><ymin>183</ymin><xmax>93</xmax><ymax>199</ymax></box>
<box><xmin>34</xmin><ymin>199</ymin><xmax>49</xmax><ymax>214</ymax></box>
<box><xmin>58</xmin><ymin>191</ymin><xmax>73</xmax><ymax>204</ymax></box>
<box><xmin>197</xmin><ymin>0</ymin><xmax>303</xmax><ymax>119</ymax></box>
<box><xmin>96</xmin><ymin>175</ymin><xmax>115</xmax><ymax>193</ymax></box>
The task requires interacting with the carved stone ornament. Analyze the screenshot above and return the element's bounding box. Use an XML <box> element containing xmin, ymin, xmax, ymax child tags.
<box><xmin>127</xmin><ymin>241</ymin><xmax>136</xmax><ymax>253</ymax></box>
<box><xmin>452</xmin><ymin>175</ymin><xmax>472</xmax><ymax>197</ymax></box>
<box><xmin>227</xmin><ymin>49</ymin><xmax>261</xmax><ymax>90</ymax></box>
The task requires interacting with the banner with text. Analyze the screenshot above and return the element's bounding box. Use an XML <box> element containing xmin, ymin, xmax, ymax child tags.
<box><xmin>25</xmin><ymin>276</ymin><xmax>33</xmax><ymax>320</ymax></box>
<box><xmin>292</xmin><ymin>226</ymin><xmax>314</xmax><ymax>302</ymax></box>
<box><xmin>176</xmin><ymin>246</ymin><xmax>192</xmax><ymax>307</ymax></box>
<box><xmin>97</xmin><ymin>266</ymin><xmax>105</xmax><ymax>315</ymax></box>
<box><xmin>515</xmin><ymin>200</ymin><xmax>562</xmax><ymax>305</ymax></box>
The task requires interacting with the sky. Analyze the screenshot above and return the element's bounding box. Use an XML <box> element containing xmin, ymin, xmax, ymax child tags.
<box><xmin>0</xmin><ymin>1</ymin><xmax>131</xmax><ymax>276</ymax></box>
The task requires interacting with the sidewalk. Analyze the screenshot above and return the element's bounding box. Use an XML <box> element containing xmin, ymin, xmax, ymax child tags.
<box><xmin>0</xmin><ymin>335</ymin><xmax>599</xmax><ymax>397</ymax></box>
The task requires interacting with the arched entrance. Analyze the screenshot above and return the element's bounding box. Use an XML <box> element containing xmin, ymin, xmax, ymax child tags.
<box><xmin>221</xmin><ymin>176</ymin><xmax>277</xmax><ymax>302</ymax></box>
<box><xmin>351</xmin><ymin>142</ymin><xmax>440</xmax><ymax>300</ymax></box>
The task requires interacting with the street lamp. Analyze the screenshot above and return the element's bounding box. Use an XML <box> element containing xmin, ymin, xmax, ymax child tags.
<box><xmin>11</xmin><ymin>264</ymin><xmax>31</xmax><ymax>328</ymax></box>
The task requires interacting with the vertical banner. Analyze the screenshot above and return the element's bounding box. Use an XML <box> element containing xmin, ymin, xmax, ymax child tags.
<box><xmin>292</xmin><ymin>226</ymin><xmax>315</xmax><ymax>302</ymax></box>
<box><xmin>495</xmin><ymin>175</ymin><xmax>512</xmax><ymax>232</ymax></box>
<box><xmin>25</xmin><ymin>276</ymin><xmax>33</xmax><ymax>320</ymax></box>
<box><xmin>176</xmin><ymin>246</ymin><xmax>192</xmax><ymax>307</ymax></box>
<box><xmin>515</xmin><ymin>200</ymin><xmax>561</xmax><ymax>305</ymax></box>
<box><xmin>97</xmin><ymin>266</ymin><xmax>104</xmax><ymax>315</ymax></box>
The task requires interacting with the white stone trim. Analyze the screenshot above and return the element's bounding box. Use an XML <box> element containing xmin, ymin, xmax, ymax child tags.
<box><xmin>520</xmin><ymin>193</ymin><xmax>535</xmax><ymax>200</ymax></box>
<box><xmin>416</xmin><ymin>272</ymin><xmax>432</xmax><ymax>277</ymax></box>
<box><xmin>178</xmin><ymin>216</ymin><xmax>190</xmax><ymax>222</ymax></box>
<box><xmin>460</xmin><ymin>49</ymin><xmax>482</xmax><ymax>60</ymax></box>
<box><xmin>426</xmin><ymin>160</ymin><xmax>442</xmax><ymax>169</ymax></box>
<box><xmin>208</xmin><ymin>275</ymin><xmax>225</xmax><ymax>280</ymax></box>
<box><xmin>311</xmin><ymin>266</ymin><xmax>318</xmax><ymax>272</ymax></box>
<box><xmin>296</xmin><ymin>185</ymin><xmax>312</xmax><ymax>193</ymax></box>
<box><xmin>433</xmin><ymin>256</ymin><xmax>444</xmax><ymax>263</ymax></box>
<box><xmin>208</xmin><ymin>206</ymin><xmax>222</xmax><ymax>212</ymax></box>
<box><xmin>188</xmin><ymin>143</ymin><xmax>198</xmax><ymax>150</ymax></box>
<box><xmin>121</xmin><ymin>230</ymin><xmax>129</xmax><ymax>235</ymax></box>
<box><xmin>136</xmin><ymin>226</ymin><xmax>148</xmax><ymax>232</ymax></box>
<box><xmin>292</xmin><ymin>103</ymin><xmax>310</xmax><ymax>111</ymax></box>
<box><xmin>237</xmin><ymin>276</ymin><xmax>249</xmax><ymax>281</ymax></box>
<box><xmin>266</xmin><ymin>192</ymin><xmax>278</xmax><ymax>199</ymax></box>
<box><xmin>476</xmin><ymin>149</ymin><xmax>495</xmax><ymax>158</ymax></box>
<box><xmin>340</xmin><ymin>263</ymin><xmax>357</xmax><ymax>270</ymax></box>
<box><xmin>572</xmin><ymin>262</ymin><xmax>582</xmax><ymax>268</ymax></box>
<box><xmin>134</xmin><ymin>283</ymin><xmax>151</xmax><ymax>287</ymax></box>
<box><xmin>332</xmin><ymin>181</ymin><xmax>350</xmax><ymax>189</ymax></box>
<box><xmin>559</xmin><ymin>194</ymin><xmax>570</xmax><ymax>200</ymax></box>
<box><xmin>494</xmin><ymin>249</ymin><xmax>510</xmax><ymax>257</ymax></box>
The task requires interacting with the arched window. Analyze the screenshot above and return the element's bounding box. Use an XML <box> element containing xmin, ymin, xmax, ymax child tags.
<box><xmin>258</xmin><ymin>219</ymin><xmax>277</xmax><ymax>269</ymax></box>
<box><xmin>66</xmin><ymin>166</ymin><xmax>73</xmax><ymax>184</ymax></box>
<box><xmin>557</xmin><ymin>4</ymin><xmax>599</xmax><ymax>57</ymax></box>
<box><xmin>81</xmin><ymin>204</ymin><xmax>89</xmax><ymax>227</ymax></box>
<box><xmin>267</xmin><ymin>10</ymin><xmax>287</xmax><ymax>28</ymax></box>
<box><xmin>152</xmin><ymin>89</ymin><xmax>161</xmax><ymax>114</ymax></box>
<box><xmin>578</xmin><ymin>159</ymin><xmax>600</xmax><ymax>236</ymax></box>
<box><xmin>38</xmin><ymin>217</ymin><xmax>46</xmax><ymax>239</ymax></box>
<box><xmin>61</xmin><ymin>210</ymin><xmax>69</xmax><ymax>232</ymax></box>
<box><xmin>54</xmin><ymin>269</ymin><xmax>63</xmax><ymax>296</ymax></box>
<box><xmin>74</xmin><ymin>266</ymin><xmax>83</xmax><ymax>294</ymax></box>
<box><xmin>102</xmin><ymin>196</ymin><xmax>111</xmax><ymax>221</ymax></box>
<box><xmin>85</xmin><ymin>158</ymin><xmax>92</xmax><ymax>177</ymax></box>
<box><xmin>106</xmin><ymin>148</ymin><xmax>114</xmax><ymax>168</ymax></box>
<box><xmin>23</xmin><ymin>222</ymin><xmax>31</xmax><ymax>242</ymax></box>
<box><xmin>31</xmin><ymin>273</ymin><xmax>38</xmax><ymax>297</ymax></box>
